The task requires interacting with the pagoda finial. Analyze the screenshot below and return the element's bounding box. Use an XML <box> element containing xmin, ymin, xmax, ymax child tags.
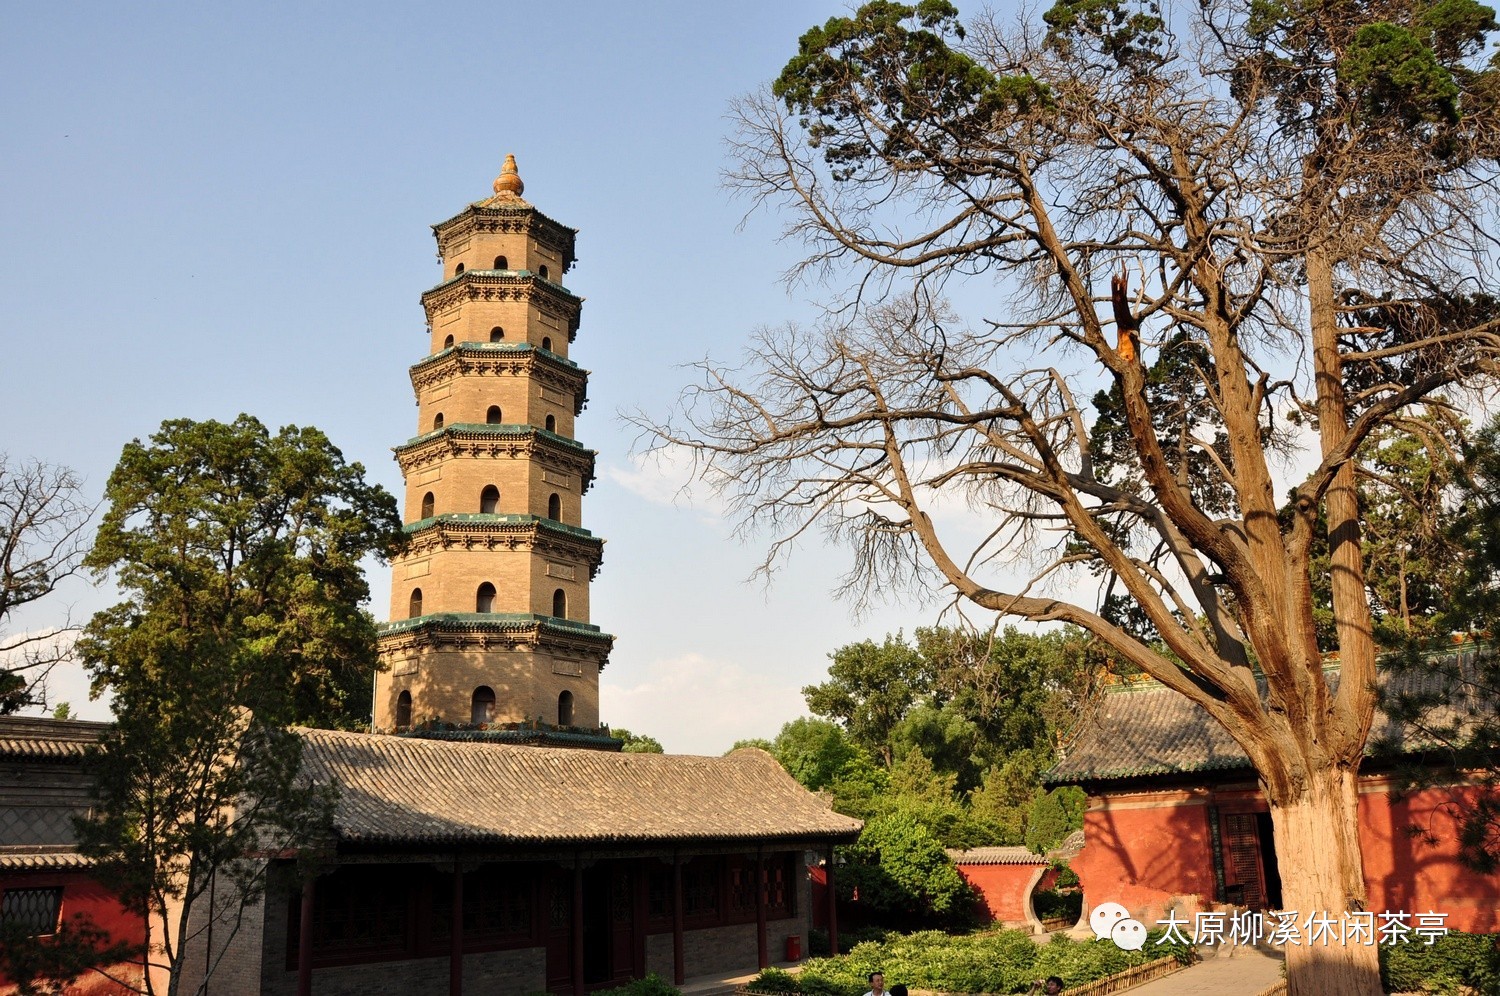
<box><xmin>493</xmin><ymin>154</ymin><xmax>524</xmax><ymax>197</ymax></box>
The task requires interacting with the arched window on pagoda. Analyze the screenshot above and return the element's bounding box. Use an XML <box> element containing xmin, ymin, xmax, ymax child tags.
<box><xmin>541</xmin><ymin>336</ymin><xmax>552</xmax><ymax>352</ymax></box>
<box><xmin>490</xmin><ymin>326</ymin><xmax>504</xmax><ymax>342</ymax></box>
<box><xmin>558</xmin><ymin>690</ymin><xmax>574</xmax><ymax>727</ymax></box>
<box><xmin>487</xmin><ymin>405</ymin><xmax>502</xmax><ymax>424</ymax></box>
<box><xmin>547</xmin><ymin>493</ymin><xmax>561</xmax><ymax>520</ymax></box>
<box><xmin>408</xmin><ymin>588</ymin><xmax>423</xmax><ymax>618</ymax></box>
<box><xmin>454</xmin><ymin>262</ymin><xmax>465</xmax><ymax>274</ymax></box>
<box><xmin>471</xmin><ymin>686</ymin><xmax>496</xmax><ymax>724</ymax></box>
<box><xmin>433</xmin><ymin>412</ymin><xmax>444</xmax><ymax>430</ymax></box>
<box><xmin>480</xmin><ymin>485</ymin><xmax>499</xmax><ymax>514</ymax></box>
<box><xmin>443</xmin><ymin>334</ymin><xmax>455</xmax><ymax>349</ymax></box>
<box><xmin>476</xmin><ymin>582</ymin><xmax>496</xmax><ymax>613</ymax></box>
<box><xmin>420</xmin><ymin>492</ymin><xmax>434</xmax><ymax>519</ymax></box>
<box><xmin>493</xmin><ymin>256</ymin><xmax>508</xmax><ymax>270</ymax></box>
<box><xmin>552</xmin><ymin>588</ymin><xmax>567</xmax><ymax>619</ymax></box>
<box><xmin>544</xmin><ymin>414</ymin><xmax>556</xmax><ymax>432</ymax></box>
<box><xmin>396</xmin><ymin>691</ymin><xmax>412</xmax><ymax>730</ymax></box>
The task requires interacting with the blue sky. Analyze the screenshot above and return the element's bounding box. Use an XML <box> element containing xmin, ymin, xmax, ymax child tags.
<box><xmin>1</xmin><ymin>1</ymin><xmax>974</xmax><ymax>754</ymax></box>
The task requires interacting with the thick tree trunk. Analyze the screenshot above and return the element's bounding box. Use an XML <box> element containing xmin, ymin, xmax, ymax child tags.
<box><xmin>1270</xmin><ymin>766</ymin><xmax>1382</xmax><ymax>996</ymax></box>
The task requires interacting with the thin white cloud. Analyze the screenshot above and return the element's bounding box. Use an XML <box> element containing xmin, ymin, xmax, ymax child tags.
<box><xmin>601</xmin><ymin>651</ymin><xmax>806</xmax><ymax>756</ymax></box>
<box><xmin>600</xmin><ymin>444</ymin><xmax>727</xmax><ymax>520</ymax></box>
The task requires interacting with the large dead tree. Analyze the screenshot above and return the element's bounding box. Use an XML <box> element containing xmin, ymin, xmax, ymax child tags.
<box><xmin>642</xmin><ymin>2</ymin><xmax>1500</xmax><ymax>993</ymax></box>
<box><xmin>0</xmin><ymin>455</ymin><xmax>92</xmax><ymax>712</ymax></box>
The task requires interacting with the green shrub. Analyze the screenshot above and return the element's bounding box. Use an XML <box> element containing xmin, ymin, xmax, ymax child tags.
<box><xmin>1380</xmin><ymin>931</ymin><xmax>1500</xmax><ymax>995</ymax></box>
<box><xmin>745</xmin><ymin>966</ymin><xmax>801</xmax><ymax>993</ymax></box>
<box><xmin>590</xmin><ymin>974</ymin><xmax>681</xmax><ymax>996</ymax></box>
<box><xmin>795</xmin><ymin>924</ymin><xmax>1186</xmax><ymax>994</ymax></box>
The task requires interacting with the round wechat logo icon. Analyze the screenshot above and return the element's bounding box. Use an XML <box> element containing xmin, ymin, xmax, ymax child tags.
<box><xmin>1090</xmin><ymin>902</ymin><xmax>1129</xmax><ymax>940</ymax></box>
<box><xmin>1112</xmin><ymin>917</ymin><xmax>1148</xmax><ymax>950</ymax></box>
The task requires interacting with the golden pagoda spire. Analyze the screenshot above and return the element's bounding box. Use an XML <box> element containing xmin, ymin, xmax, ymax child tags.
<box><xmin>493</xmin><ymin>153</ymin><xmax>524</xmax><ymax>197</ymax></box>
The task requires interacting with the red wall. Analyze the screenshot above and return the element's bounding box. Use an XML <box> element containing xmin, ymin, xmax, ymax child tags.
<box><xmin>1071</xmin><ymin>779</ymin><xmax>1500</xmax><ymax>934</ymax></box>
<box><xmin>953</xmin><ymin>863</ymin><xmax>1052</xmax><ymax>925</ymax></box>
<box><xmin>1358</xmin><ymin>779</ymin><xmax>1500</xmax><ymax>934</ymax></box>
<box><xmin>1070</xmin><ymin>788</ymin><xmax>1219</xmax><ymax>925</ymax></box>
<box><xmin>0</xmin><ymin>870</ymin><xmax>145</xmax><ymax>996</ymax></box>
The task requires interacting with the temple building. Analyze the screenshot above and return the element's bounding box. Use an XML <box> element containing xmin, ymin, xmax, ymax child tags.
<box><xmin>373</xmin><ymin>154</ymin><xmax>613</xmax><ymax>737</ymax></box>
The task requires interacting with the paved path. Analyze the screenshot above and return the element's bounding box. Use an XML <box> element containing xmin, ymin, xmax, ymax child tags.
<box><xmin>1119</xmin><ymin>949</ymin><xmax>1284</xmax><ymax>995</ymax></box>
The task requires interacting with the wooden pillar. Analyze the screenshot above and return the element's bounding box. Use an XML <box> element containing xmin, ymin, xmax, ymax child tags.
<box><xmin>672</xmin><ymin>853</ymin><xmax>685</xmax><ymax>986</ymax></box>
<box><xmin>825</xmin><ymin>845</ymin><xmax>838</xmax><ymax>959</ymax></box>
<box><xmin>572</xmin><ymin>861</ymin><xmax>585</xmax><ymax>996</ymax></box>
<box><xmin>450</xmin><ymin>862</ymin><xmax>464</xmax><ymax>996</ymax></box>
<box><xmin>296</xmin><ymin>876</ymin><xmax>315</xmax><ymax>996</ymax></box>
<box><xmin>755</xmin><ymin>851</ymin><xmax>768</xmax><ymax>968</ymax></box>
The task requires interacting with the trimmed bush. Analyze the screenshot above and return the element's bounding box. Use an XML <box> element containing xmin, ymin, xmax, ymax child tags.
<box><xmin>1380</xmin><ymin>930</ymin><xmax>1500</xmax><ymax>995</ymax></box>
<box><xmin>590</xmin><ymin>974</ymin><xmax>681</xmax><ymax>996</ymax></box>
<box><xmin>795</xmin><ymin>925</ymin><xmax>1189</xmax><ymax>994</ymax></box>
<box><xmin>745</xmin><ymin>966</ymin><xmax>801</xmax><ymax>993</ymax></box>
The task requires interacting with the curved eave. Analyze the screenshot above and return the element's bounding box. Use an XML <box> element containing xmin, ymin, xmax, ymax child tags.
<box><xmin>420</xmin><ymin>271</ymin><xmax>582</xmax><ymax>342</ymax></box>
<box><xmin>335</xmin><ymin>826</ymin><xmax>863</xmax><ymax>849</ymax></box>
<box><xmin>430</xmin><ymin>203</ymin><xmax>578</xmax><ymax>268</ymax></box>
<box><xmin>408</xmin><ymin>344</ymin><xmax>590</xmax><ymax>415</ymax></box>
<box><xmin>378</xmin><ymin>612</ymin><xmax>615</xmax><ymax>648</ymax></box>
<box><xmin>393</xmin><ymin>425</ymin><xmax>596</xmax><ymax>490</ymax></box>
<box><xmin>403</xmin><ymin>512</ymin><xmax>601</xmax><ymax>546</ymax></box>
<box><xmin>411</xmin><ymin>341</ymin><xmax>585</xmax><ymax>375</ymax></box>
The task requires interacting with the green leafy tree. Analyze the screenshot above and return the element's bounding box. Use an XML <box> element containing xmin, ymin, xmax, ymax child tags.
<box><xmin>644</xmin><ymin>0</ymin><xmax>1500</xmax><ymax>989</ymax></box>
<box><xmin>769</xmin><ymin>717</ymin><xmax>858</xmax><ymax>792</ymax></box>
<box><xmin>612</xmin><ymin>727</ymin><xmax>666</xmax><ymax>753</ymax></box>
<box><xmin>837</xmin><ymin>811</ymin><xmax>977</xmax><ymax>929</ymax></box>
<box><xmin>76</xmin><ymin>415</ymin><xmax>404</xmax><ymax>996</ymax></box>
<box><xmin>1024</xmin><ymin>787</ymin><xmax>1087</xmax><ymax>854</ymax></box>
<box><xmin>804</xmin><ymin>632</ymin><xmax>932</xmax><ymax>764</ymax></box>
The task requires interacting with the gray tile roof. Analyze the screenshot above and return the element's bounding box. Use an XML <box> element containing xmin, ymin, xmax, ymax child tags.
<box><xmin>946</xmin><ymin>846</ymin><xmax>1047</xmax><ymax>866</ymax></box>
<box><xmin>297</xmin><ymin>729</ymin><xmax>863</xmax><ymax>848</ymax></box>
<box><xmin>0</xmin><ymin>845</ymin><xmax>93</xmax><ymax>871</ymax></box>
<box><xmin>0</xmin><ymin>717</ymin><xmax>107</xmax><ymax>760</ymax></box>
<box><xmin>1047</xmin><ymin>651</ymin><xmax>1484</xmax><ymax>785</ymax></box>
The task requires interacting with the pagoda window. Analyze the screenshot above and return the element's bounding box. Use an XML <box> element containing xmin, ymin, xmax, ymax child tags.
<box><xmin>486</xmin><ymin>405</ymin><xmax>502</xmax><ymax>424</ymax></box>
<box><xmin>552</xmin><ymin>588</ymin><xmax>567</xmax><ymax>619</ymax></box>
<box><xmin>433</xmin><ymin>413</ymin><xmax>444</xmax><ymax>430</ymax></box>
<box><xmin>443</xmin><ymin>334</ymin><xmax>454</xmax><ymax>349</ymax></box>
<box><xmin>480</xmin><ymin>485</ymin><xmax>499</xmax><ymax>514</ymax></box>
<box><xmin>544</xmin><ymin>414</ymin><xmax>556</xmax><ymax>432</ymax></box>
<box><xmin>471</xmin><ymin>686</ymin><xmax>496</xmax><ymax>724</ymax></box>
<box><xmin>490</xmin><ymin>326</ymin><xmax>504</xmax><ymax>342</ymax></box>
<box><xmin>558</xmin><ymin>690</ymin><xmax>574</xmax><ymax>727</ymax></box>
<box><xmin>420</xmin><ymin>492</ymin><xmax>434</xmax><ymax>519</ymax></box>
<box><xmin>454</xmin><ymin>263</ymin><xmax>465</xmax><ymax>274</ymax></box>
<box><xmin>408</xmin><ymin>588</ymin><xmax>423</xmax><ymax>618</ymax></box>
<box><xmin>476</xmin><ymin>582</ymin><xmax>496</xmax><ymax>613</ymax></box>
<box><xmin>538</xmin><ymin>264</ymin><xmax>549</xmax><ymax>279</ymax></box>
<box><xmin>395</xmin><ymin>691</ymin><xmax>412</xmax><ymax>730</ymax></box>
<box><xmin>493</xmin><ymin>255</ymin><xmax>508</xmax><ymax>270</ymax></box>
<box><xmin>541</xmin><ymin>336</ymin><xmax>552</xmax><ymax>352</ymax></box>
<box><xmin>547</xmin><ymin>493</ymin><xmax>560</xmax><ymax>520</ymax></box>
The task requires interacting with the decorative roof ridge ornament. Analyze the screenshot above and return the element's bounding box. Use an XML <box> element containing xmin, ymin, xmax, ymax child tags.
<box><xmin>493</xmin><ymin>153</ymin><xmax>524</xmax><ymax>198</ymax></box>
